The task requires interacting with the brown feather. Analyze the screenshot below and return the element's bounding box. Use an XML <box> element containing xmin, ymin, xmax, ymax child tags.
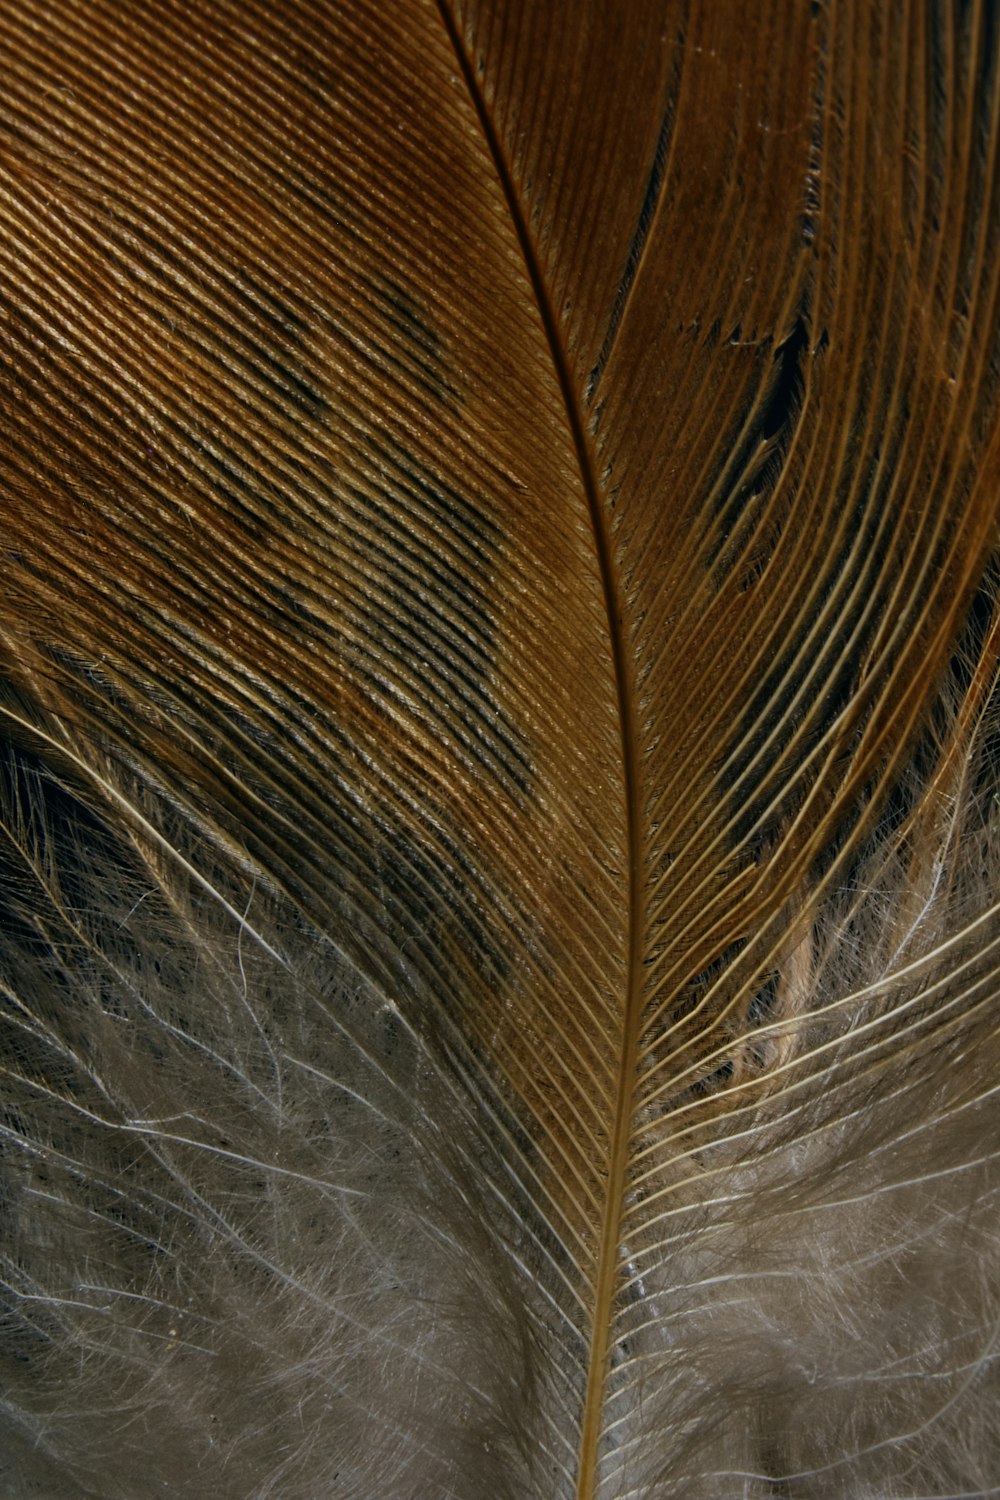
<box><xmin>1</xmin><ymin>2</ymin><xmax>1000</xmax><ymax>1496</ymax></box>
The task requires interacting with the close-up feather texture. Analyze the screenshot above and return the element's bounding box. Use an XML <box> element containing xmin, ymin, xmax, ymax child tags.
<box><xmin>1</xmin><ymin>1</ymin><xmax>999</xmax><ymax>1496</ymax></box>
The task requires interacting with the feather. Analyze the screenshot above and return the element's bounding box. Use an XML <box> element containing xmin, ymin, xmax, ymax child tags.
<box><xmin>1</xmin><ymin>1</ymin><xmax>1000</xmax><ymax>1495</ymax></box>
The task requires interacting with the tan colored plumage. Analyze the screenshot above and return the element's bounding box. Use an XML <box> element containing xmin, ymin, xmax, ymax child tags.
<box><xmin>1</xmin><ymin>2</ymin><xmax>1000</xmax><ymax>1496</ymax></box>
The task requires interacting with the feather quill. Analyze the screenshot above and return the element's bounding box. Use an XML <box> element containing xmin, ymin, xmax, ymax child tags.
<box><xmin>1</xmin><ymin>1</ymin><xmax>1000</xmax><ymax>1496</ymax></box>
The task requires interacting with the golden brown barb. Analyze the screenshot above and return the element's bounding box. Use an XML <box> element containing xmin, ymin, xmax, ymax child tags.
<box><xmin>1</xmin><ymin>3</ymin><xmax>999</xmax><ymax>1496</ymax></box>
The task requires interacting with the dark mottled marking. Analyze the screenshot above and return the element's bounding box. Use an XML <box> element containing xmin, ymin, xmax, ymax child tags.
<box><xmin>721</xmin><ymin>469</ymin><xmax>963</xmax><ymax>870</ymax></box>
<box><xmin>310</xmin><ymin>403</ymin><xmax>537</xmax><ymax>997</ymax></box>
<box><xmin>759</xmin><ymin>317</ymin><xmax>810</xmax><ymax>442</ymax></box>
<box><xmin>382</xmin><ymin>282</ymin><xmax>458</xmax><ymax>410</ymax></box>
<box><xmin>703</xmin><ymin>304</ymin><xmax>813</xmax><ymax>596</ymax></box>
<box><xmin>0</xmin><ymin>732</ymin><xmax>125</xmax><ymax>958</ymax></box>
<box><xmin>225</xmin><ymin>274</ymin><xmax>328</xmax><ymax>421</ymax></box>
<box><xmin>352</xmin><ymin>433</ymin><xmax>532</xmax><ymax>797</ymax></box>
<box><xmin>188</xmin><ymin>440</ymin><xmax>275</xmax><ymax>541</ymax></box>
<box><xmin>586</xmin><ymin>48</ymin><xmax>685</xmax><ymax>404</ymax></box>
